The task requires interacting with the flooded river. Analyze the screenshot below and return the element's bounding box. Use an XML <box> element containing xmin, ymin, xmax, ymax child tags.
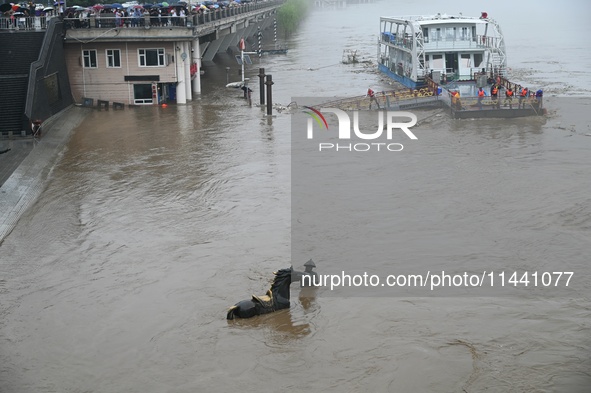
<box><xmin>1</xmin><ymin>1</ymin><xmax>590</xmax><ymax>392</ymax></box>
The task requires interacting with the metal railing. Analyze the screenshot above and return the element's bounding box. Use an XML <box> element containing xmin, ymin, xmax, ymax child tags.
<box><xmin>0</xmin><ymin>1</ymin><xmax>284</xmax><ymax>31</ymax></box>
<box><xmin>315</xmin><ymin>87</ymin><xmax>442</xmax><ymax>111</ymax></box>
<box><xmin>0</xmin><ymin>16</ymin><xmax>52</xmax><ymax>30</ymax></box>
<box><xmin>450</xmin><ymin>96</ymin><xmax>543</xmax><ymax>112</ymax></box>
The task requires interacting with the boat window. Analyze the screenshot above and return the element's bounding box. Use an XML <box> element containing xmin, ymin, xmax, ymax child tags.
<box><xmin>445</xmin><ymin>27</ymin><xmax>454</xmax><ymax>41</ymax></box>
<box><xmin>435</xmin><ymin>28</ymin><xmax>441</xmax><ymax>41</ymax></box>
<box><xmin>472</xmin><ymin>26</ymin><xmax>477</xmax><ymax>41</ymax></box>
<box><xmin>461</xmin><ymin>27</ymin><xmax>468</xmax><ymax>40</ymax></box>
<box><xmin>473</xmin><ymin>53</ymin><xmax>483</xmax><ymax>68</ymax></box>
<box><xmin>423</xmin><ymin>28</ymin><xmax>428</xmax><ymax>43</ymax></box>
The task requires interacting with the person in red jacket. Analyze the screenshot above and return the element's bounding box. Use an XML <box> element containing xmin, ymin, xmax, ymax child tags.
<box><xmin>367</xmin><ymin>87</ymin><xmax>381</xmax><ymax>110</ymax></box>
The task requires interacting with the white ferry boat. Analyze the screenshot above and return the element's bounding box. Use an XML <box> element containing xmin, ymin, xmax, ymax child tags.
<box><xmin>378</xmin><ymin>12</ymin><xmax>506</xmax><ymax>89</ymax></box>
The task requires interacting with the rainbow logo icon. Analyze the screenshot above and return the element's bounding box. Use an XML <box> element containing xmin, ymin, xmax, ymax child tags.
<box><xmin>303</xmin><ymin>106</ymin><xmax>329</xmax><ymax>130</ymax></box>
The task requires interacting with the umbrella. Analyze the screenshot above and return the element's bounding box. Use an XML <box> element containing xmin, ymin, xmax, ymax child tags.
<box><xmin>0</xmin><ymin>3</ymin><xmax>12</xmax><ymax>12</ymax></box>
<box><xmin>54</xmin><ymin>1</ymin><xmax>64</xmax><ymax>4</ymax></box>
<box><xmin>43</xmin><ymin>6</ymin><xmax>55</xmax><ymax>11</ymax></box>
<box><xmin>161</xmin><ymin>2</ymin><xmax>169</xmax><ymax>7</ymax></box>
<box><xmin>132</xmin><ymin>4</ymin><xmax>143</xmax><ymax>9</ymax></box>
<box><xmin>110</xmin><ymin>3</ymin><xmax>123</xmax><ymax>9</ymax></box>
<box><xmin>143</xmin><ymin>3</ymin><xmax>153</xmax><ymax>8</ymax></box>
<box><xmin>92</xmin><ymin>4</ymin><xmax>105</xmax><ymax>9</ymax></box>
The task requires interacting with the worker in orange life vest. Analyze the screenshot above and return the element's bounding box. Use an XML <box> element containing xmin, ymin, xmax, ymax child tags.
<box><xmin>504</xmin><ymin>87</ymin><xmax>514</xmax><ymax>109</ymax></box>
<box><xmin>519</xmin><ymin>87</ymin><xmax>528</xmax><ymax>108</ymax></box>
<box><xmin>477</xmin><ymin>87</ymin><xmax>485</xmax><ymax>109</ymax></box>
<box><xmin>491</xmin><ymin>85</ymin><xmax>500</xmax><ymax>109</ymax></box>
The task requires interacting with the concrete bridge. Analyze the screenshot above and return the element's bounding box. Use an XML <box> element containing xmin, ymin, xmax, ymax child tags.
<box><xmin>61</xmin><ymin>1</ymin><xmax>285</xmax><ymax>105</ymax></box>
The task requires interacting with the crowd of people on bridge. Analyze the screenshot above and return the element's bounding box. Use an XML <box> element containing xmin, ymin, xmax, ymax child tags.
<box><xmin>1</xmin><ymin>0</ymin><xmax>267</xmax><ymax>30</ymax></box>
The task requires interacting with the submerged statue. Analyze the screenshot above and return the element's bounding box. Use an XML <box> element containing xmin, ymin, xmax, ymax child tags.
<box><xmin>227</xmin><ymin>267</ymin><xmax>294</xmax><ymax>320</ymax></box>
<box><xmin>297</xmin><ymin>259</ymin><xmax>318</xmax><ymax>287</ymax></box>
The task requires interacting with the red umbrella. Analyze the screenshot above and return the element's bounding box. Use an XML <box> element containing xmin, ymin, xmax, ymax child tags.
<box><xmin>12</xmin><ymin>4</ymin><xmax>20</xmax><ymax>11</ymax></box>
<box><xmin>92</xmin><ymin>4</ymin><xmax>105</xmax><ymax>9</ymax></box>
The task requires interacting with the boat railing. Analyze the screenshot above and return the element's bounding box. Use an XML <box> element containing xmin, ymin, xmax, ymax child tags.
<box><xmin>315</xmin><ymin>88</ymin><xmax>442</xmax><ymax>111</ymax></box>
<box><xmin>380</xmin><ymin>33</ymin><xmax>499</xmax><ymax>52</ymax></box>
<box><xmin>450</xmin><ymin>95</ymin><xmax>543</xmax><ymax>111</ymax></box>
<box><xmin>380</xmin><ymin>32</ymin><xmax>414</xmax><ymax>50</ymax></box>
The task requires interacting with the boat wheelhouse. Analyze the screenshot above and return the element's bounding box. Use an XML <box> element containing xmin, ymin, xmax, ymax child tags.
<box><xmin>378</xmin><ymin>12</ymin><xmax>506</xmax><ymax>88</ymax></box>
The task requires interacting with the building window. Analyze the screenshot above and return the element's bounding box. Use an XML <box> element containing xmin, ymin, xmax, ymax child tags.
<box><xmin>106</xmin><ymin>49</ymin><xmax>121</xmax><ymax>68</ymax></box>
<box><xmin>138</xmin><ymin>49</ymin><xmax>165</xmax><ymax>67</ymax></box>
<box><xmin>83</xmin><ymin>50</ymin><xmax>97</xmax><ymax>68</ymax></box>
<box><xmin>133</xmin><ymin>84</ymin><xmax>153</xmax><ymax>104</ymax></box>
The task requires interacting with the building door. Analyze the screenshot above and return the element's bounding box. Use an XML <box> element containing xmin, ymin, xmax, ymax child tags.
<box><xmin>458</xmin><ymin>53</ymin><xmax>472</xmax><ymax>78</ymax></box>
<box><xmin>444</xmin><ymin>52</ymin><xmax>458</xmax><ymax>76</ymax></box>
<box><xmin>168</xmin><ymin>83</ymin><xmax>176</xmax><ymax>101</ymax></box>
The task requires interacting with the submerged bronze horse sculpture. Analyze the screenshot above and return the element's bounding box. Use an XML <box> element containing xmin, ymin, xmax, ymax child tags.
<box><xmin>227</xmin><ymin>267</ymin><xmax>294</xmax><ymax>320</ymax></box>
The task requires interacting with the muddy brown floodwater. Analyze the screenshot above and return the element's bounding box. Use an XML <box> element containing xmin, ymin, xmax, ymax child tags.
<box><xmin>1</xmin><ymin>1</ymin><xmax>590</xmax><ymax>392</ymax></box>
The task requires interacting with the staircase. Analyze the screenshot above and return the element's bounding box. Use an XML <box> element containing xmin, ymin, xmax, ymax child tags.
<box><xmin>0</xmin><ymin>31</ymin><xmax>45</xmax><ymax>136</ymax></box>
<box><xmin>487</xmin><ymin>19</ymin><xmax>507</xmax><ymax>77</ymax></box>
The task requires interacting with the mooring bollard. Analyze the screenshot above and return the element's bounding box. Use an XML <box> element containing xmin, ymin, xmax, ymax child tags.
<box><xmin>265</xmin><ymin>74</ymin><xmax>274</xmax><ymax>116</ymax></box>
<box><xmin>258</xmin><ymin>68</ymin><xmax>266</xmax><ymax>106</ymax></box>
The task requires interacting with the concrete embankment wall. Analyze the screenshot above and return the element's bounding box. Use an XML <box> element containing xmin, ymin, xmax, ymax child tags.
<box><xmin>0</xmin><ymin>106</ymin><xmax>90</xmax><ymax>243</ymax></box>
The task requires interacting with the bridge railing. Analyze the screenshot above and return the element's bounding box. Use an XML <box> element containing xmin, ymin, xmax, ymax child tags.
<box><xmin>0</xmin><ymin>1</ymin><xmax>284</xmax><ymax>31</ymax></box>
<box><xmin>58</xmin><ymin>1</ymin><xmax>284</xmax><ymax>30</ymax></box>
<box><xmin>0</xmin><ymin>15</ymin><xmax>52</xmax><ymax>31</ymax></box>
